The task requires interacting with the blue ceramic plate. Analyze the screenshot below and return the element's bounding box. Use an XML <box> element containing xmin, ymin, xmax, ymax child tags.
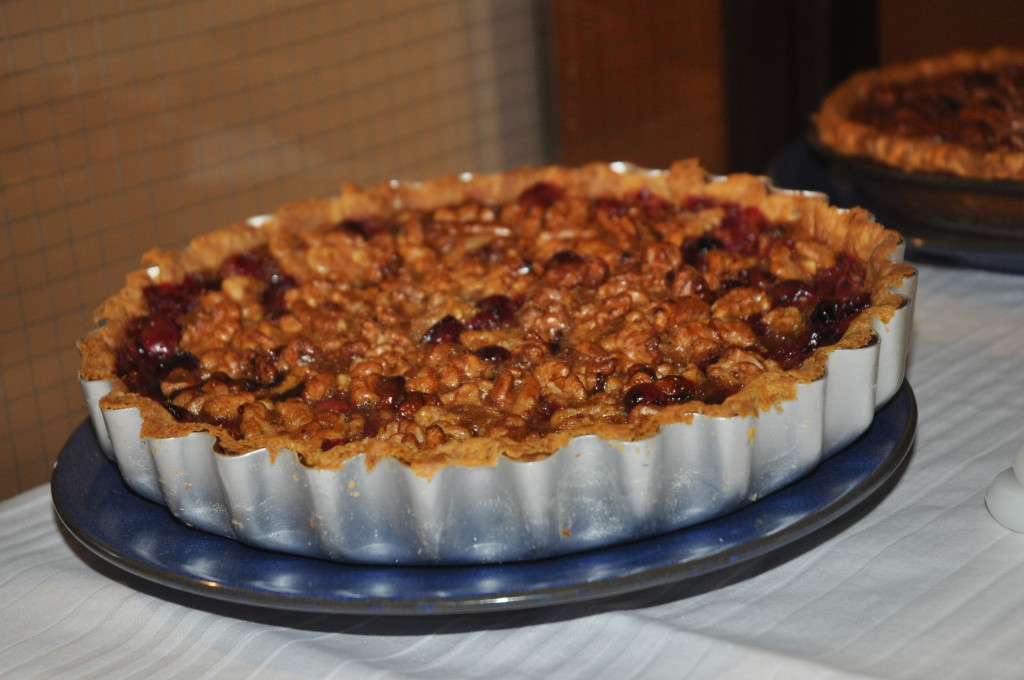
<box><xmin>52</xmin><ymin>383</ymin><xmax>916</xmax><ymax>615</ymax></box>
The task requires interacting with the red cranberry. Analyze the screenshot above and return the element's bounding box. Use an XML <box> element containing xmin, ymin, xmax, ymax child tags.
<box><xmin>362</xmin><ymin>413</ymin><xmax>382</xmax><ymax>438</ymax></box>
<box><xmin>655</xmin><ymin>375</ymin><xmax>697</xmax><ymax>404</ymax></box>
<box><xmin>623</xmin><ymin>383</ymin><xmax>668</xmax><ymax>411</ymax></box>
<box><xmin>474</xmin><ymin>345</ymin><xmax>511</xmax><ymax>362</ymax></box>
<box><xmin>715</xmin><ymin>206</ymin><xmax>769</xmax><ymax>254</ymax></box>
<box><xmin>143</xmin><ymin>277</ymin><xmax>207</xmax><ymax>320</ymax></box>
<box><xmin>769</xmin><ymin>279</ymin><xmax>817</xmax><ymax>307</ymax></box>
<box><xmin>626</xmin><ymin>188</ymin><xmax>672</xmax><ymax>219</ymax></box>
<box><xmin>336</xmin><ymin>217</ymin><xmax>392</xmax><ymax>239</ymax></box>
<box><xmin>321</xmin><ymin>437</ymin><xmax>352</xmax><ymax>451</ymax></box>
<box><xmin>377</xmin><ymin>376</ymin><xmax>407</xmax><ymax>407</ymax></box>
<box><xmin>811</xmin><ymin>298</ymin><xmax>840</xmax><ymax>327</ymax></box>
<box><xmin>812</xmin><ymin>293</ymin><xmax>870</xmax><ymax>330</ymax></box>
<box><xmin>210</xmin><ymin>416</ymin><xmax>242</xmax><ymax>439</ymax></box>
<box><xmin>743</xmin><ymin>268</ymin><xmax>775</xmax><ymax>290</ymax></box>
<box><xmin>547</xmin><ymin>251</ymin><xmax>585</xmax><ymax>267</ymax></box>
<box><xmin>220</xmin><ymin>252</ymin><xmax>267</xmax><ymax>279</ymax></box>
<box><xmin>517</xmin><ymin>182</ymin><xmax>564</xmax><ymax>209</ymax></box>
<box><xmin>221</xmin><ymin>249</ymin><xmax>296</xmax><ymax>288</ymax></box>
<box><xmin>595</xmin><ymin>197</ymin><xmax>629</xmax><ymax>216</ymax></box>
<box><xmin>261</xmin><ymin>283</ymin><xmax>296</xmax><ymax>320</ymax></box>
<box><xmin>421</xmin><ymin>315</ymin><xmax>465</xmax><ymax>344</ymax></box>
<box><xmin>813</xmin><ymin>253</ymin><xmax>864</xmax><ymax>299</ymax></box>
<box><xmin>721</xmin><ymin>205</ymin><xmax>769</xmax><ymax>235</ymax></box>
<box><xmin>138</xmin><ymin>318</ymin><xmax>180</xmax><ymax>360</ymax></box>
<box><xmin>124</xmin><ymin>347</ymin><xmax>195</xmax><ymax>398</ymax></box>
<box><xmin>529</xmin><ymin>397</ymin><xmax>561</xmax><ymax>426</ymax></box>
<box><xmin>845</xmin><ymin>292</ymin><xmax>870</xmax><ymax>314</ymax></box>
<box><xmin>465</xmin><ymin>295</ymin><xmax>517</xmax><ymax>330</ymax></box>
<box><xmin>220</xmin><ymin>249</ymin><xmax>298</xmax><ymax>318</ymax></box>
<box><xmin>165</xmin><ymin>403</ymin><xmax>200</xmax><ymax>423</ymax></box>
<box><xmin>701</xmin><ymin>384</ymin><xmax>737</xmax><ymax>405</ymax></box>
<box><xmin>683</xmin><ymin>196</ymin><xmax>720</xmax><ymax>211</ymax></box>
<box><xmin>395</xmin><ymin>393</ymin><xmax>424</xmax><ymax>420</ymax></box>
<box><xmin>314</xmin><ymin>397</ymin><xmax>353</xmax><ymax>414</ymax></box>
<box><xmin>760</xmin><ymin>329</ymin><xmax>816</xmax><ymax>370</ymax></box>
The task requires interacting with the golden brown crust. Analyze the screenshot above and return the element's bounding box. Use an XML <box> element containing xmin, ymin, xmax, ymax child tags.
<box><xmin>815</xmin><ymin>48</ymin><xmax>1024</xmax><ymax>181</ymax></box>
<box><xmin>79</xmin><ymin>161</ymin><xmax>911</xmax><ymax>476</ymax></box>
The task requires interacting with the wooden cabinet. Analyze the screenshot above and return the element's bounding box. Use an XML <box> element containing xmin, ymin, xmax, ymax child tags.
<box><xmin>547</xmin><ymin>1</ymin><xmax>1024</xmax><ymax>175</ymax></box>
<box><xmin>547</xmin><ymin>0</ymin><xmax>728</xmax><ymax>172</ymax></box>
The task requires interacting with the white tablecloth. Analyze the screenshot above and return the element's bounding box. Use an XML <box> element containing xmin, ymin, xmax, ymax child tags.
<box><xmin>3</xmin><ymin>262</ymin><xmax>1024</xmax><ymax>680</ymax></box>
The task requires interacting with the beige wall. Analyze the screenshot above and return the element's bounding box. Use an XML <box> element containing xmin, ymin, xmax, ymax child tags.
<box><xmin>0</xmin><ymin>0</ymin><xmax>549</xmax><ymax>499</ymax></box>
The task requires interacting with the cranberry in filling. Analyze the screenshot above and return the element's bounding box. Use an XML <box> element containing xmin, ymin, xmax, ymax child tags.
<box><xmin>422</xmin><ymin>315</ymin><xmax>465</xmax><ymax>344</ymax></box>
<box><xmin>315</xmin><ymin>397</ymin><xmax>354</xmax><ymax>414</ymax></box>
<box><xmin>517</xmin><ymin>182</ymin><xmax>565</xmax><ymax>209</ymax></box>
<box><xmin>142</xmin><ymin>274</ymin><xmax>211</xmax><ymax>320</ymax></box>
<box><xmin>529</xmin><ymin>397</ymin><xmax>562</xmax><ymax>427</ymax></box>
<box><xmin>465</xmin><ymin>295</ymin><xmax>518</xmax><ymax>330</ymax></box>
<box><xmin>714</xmin><ymin>206</ymin><xmax>769</xmax><ymax>254</ymax></box>
<box><xmin>220</xmin><ymin>248</ymin><xmax>297</xmax><ymax>317</ymax></box>
<box><xmin>475</xmin><ymin>345</ymin><xmax>512</xmax><ymax>363</ymax></box>
<box><xmin>321</xmin><ymin>437</ymin><xmax>351</xmax><ymax>451</ymax></box>
<box><xmin>655</xmin><ymin>375</ymin><xmax>698</xmax><ymax>404</ymax></box>
<box><xmin>377</xmin><ymin>376</ymin><xmax>407</xmax><ymax>407</ymax></box>
<box><xmin>137</xmin><ymin>318</ymin><xmax>180</xmax><ymax>360</ymax></box>
<box><xmin>757</xmin><ymin>290</ymin><xmax>870</xmax><ymax>369</ymax></box>
<box><xmin>110</xmin><ymin>188</ymin><xmax>873</xmax><ymax>450</ymax></box>
<box><xmin>624</xmin><ymin>383</ymin><xmax>668</xmax><ymax>411</ymax></box>
<box><xmin>769</xmin><ymin>279</ymin><xmax>817</xmax><ymax>307</ymax></box>
<box><xmin>336</xmin><ymin>216</ymin><xmax>393</xmax><ymax>239</ymax></box>
<box><xmin>595</xmin><ymin>197</ymin><xmax>630</xmax><ymax>216</ymax></box>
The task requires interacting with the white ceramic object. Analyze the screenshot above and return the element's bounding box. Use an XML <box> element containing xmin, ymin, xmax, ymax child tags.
<box><xmin>986</xmin><ymin>441</ymin><xmax>1024</xmax><ymax>533</ymax></box>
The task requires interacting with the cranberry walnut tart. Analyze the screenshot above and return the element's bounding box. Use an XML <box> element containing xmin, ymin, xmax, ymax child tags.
<box><xmin>79</xmin><ymin>161</ymin><xmax>916</xmax><ymax>564</ymax></box>
<box><xmin>815</xmin><ymin>48</ymin><xmax>1024</xmax><ymax>181</ymax></box>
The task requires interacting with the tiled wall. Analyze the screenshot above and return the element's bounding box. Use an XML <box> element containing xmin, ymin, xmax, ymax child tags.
<box><xmin>0</xmin><ymin>0</ymin><xmax>550</xmax><ymax>499</ymax></box>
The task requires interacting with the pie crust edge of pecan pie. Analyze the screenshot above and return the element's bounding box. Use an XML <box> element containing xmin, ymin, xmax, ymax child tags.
<box><xmin>78</xmin><ymin>160</ymin><xmax>914</xmax><ymax>477</ymax></box>
<box><xmin>814</xmin><ymin>47</ymin><xmax>1024</xmax><ymax>181</ymax></box>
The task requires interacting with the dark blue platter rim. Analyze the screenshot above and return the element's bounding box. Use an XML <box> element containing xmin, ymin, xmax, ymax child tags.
<box><xmin>51</xmin><ymin>383</ymin><xmax>916</xmax><ymax>616</ymax></box>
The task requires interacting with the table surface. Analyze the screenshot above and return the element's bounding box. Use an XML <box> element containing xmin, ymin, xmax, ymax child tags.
<box><xmin>3</xmin><ymin>261</ymin><xmax>1024</xmax><ymax>680</ymax></box>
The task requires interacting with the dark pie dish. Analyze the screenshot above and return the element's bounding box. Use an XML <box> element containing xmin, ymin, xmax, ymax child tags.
<box><xmin>814</xmin><ymin>48</ymin><xmax>1024</xmax><ymax>243</ymax></box>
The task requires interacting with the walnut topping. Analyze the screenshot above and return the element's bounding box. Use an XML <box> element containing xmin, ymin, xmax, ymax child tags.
<box><xmin>94</xmin><ymin>165</ymin><xmax>893</xmax><ymax>467</ymax></box>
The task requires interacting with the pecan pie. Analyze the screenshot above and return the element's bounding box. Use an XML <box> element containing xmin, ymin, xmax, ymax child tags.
<box><xmin>815</xmin><ymin>48</ymin><xmax>1024</xmax><ymax>181</ymax></box>
<box><xmin>78</xmin><ymin>161</ymin><xmax>915</xmax><ymax>563</ymax></box>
